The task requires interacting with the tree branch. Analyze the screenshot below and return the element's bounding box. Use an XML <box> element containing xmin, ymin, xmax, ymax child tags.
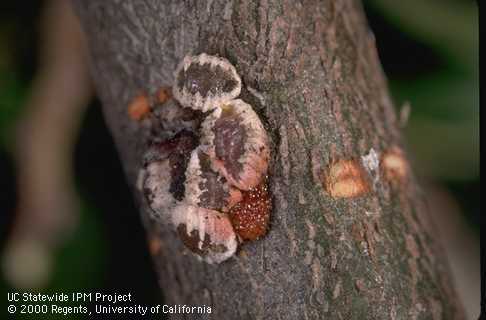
<box><xmin>73</xmin><ymin>0</ymin><xmax>464</xmax><ymax>319</ymax></box>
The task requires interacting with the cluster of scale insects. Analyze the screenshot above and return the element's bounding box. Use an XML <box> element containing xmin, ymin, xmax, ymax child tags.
<box><xmin>132</xmin><ymin>54</ymin><xmax>271</xmax><ymax>264</ymax></box>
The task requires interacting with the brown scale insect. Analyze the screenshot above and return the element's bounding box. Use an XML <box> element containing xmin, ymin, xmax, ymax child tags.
<box><xmin>127</xmin><ymin>92</ymin><xmax>151</xmax><ymax>121</ymax></box>
<box><xmin>228</xmin><ymin>180</ymin><xmax>271</xmax><ymax>241</ymax></box>
<box><xmin>138</xmin><ymin>53</ymin><xmax>272</xmax><ymax>264</ymax></box>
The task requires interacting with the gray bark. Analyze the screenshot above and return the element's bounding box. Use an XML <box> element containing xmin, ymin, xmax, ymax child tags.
<box><xmin>73</xmin><ymin>0</ymin><xmax>464</xmax><ymax>319</ymax></box>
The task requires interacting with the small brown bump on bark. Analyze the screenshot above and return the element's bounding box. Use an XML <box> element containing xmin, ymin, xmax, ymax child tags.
<box><xmin>148</xmin><ymin>235</ymin><xmax>162</xmax><ymax>256</ymax></box>
<box><xmin>321</xmin><ymin>159</ymin><xmax>371</xmax><ymax>198</ymax></box>
<box><xmin>128</xmin><ymin>92</ymin><xmax>151</xmax><ymax>121</ymax></box>
<box><xmin>238</xmin><ymin>249</ymin><xmax>248</xmax><ymax>259</ymax></box>
<box><xmin>381</xmin><ymin>147</ymin><xmax>409</xmax><ymax>182</ymax></box>
<box><xmin>355</xmin><ymin>279</ymin><xmax>366</xmax><ymax>292</ymax></box>
<box><xmin>156</xmin><ymin>86</ymin><xmax>172</xmax><ymax>104</ymax></box>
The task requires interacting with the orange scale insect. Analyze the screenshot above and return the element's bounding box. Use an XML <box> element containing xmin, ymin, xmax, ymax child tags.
<box><xmin>228</xmin><ymin>180</ymin><xmax>271</xmax><ymax>241</ymax></box>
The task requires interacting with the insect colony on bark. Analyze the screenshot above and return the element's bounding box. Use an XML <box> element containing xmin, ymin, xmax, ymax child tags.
<box><xmin>132</xmin><ymin>54</ymin><xmax>271</xmax><ymax>263</ymax></box>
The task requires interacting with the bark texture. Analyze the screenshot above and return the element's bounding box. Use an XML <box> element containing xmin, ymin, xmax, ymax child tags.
<box><xmin>73</xmin><ymin>0</ymin><xmax>464</xmax><ymax>319</ymax></box>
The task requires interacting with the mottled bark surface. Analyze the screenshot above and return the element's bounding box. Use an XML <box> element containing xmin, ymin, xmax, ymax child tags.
<box><xmin>73</xmin><ymin>1</ymin><xmax>464</xmax><ymax>319</ymax></box>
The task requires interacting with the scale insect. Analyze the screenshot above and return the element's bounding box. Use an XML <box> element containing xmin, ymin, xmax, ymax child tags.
<box><xmin>138</xmin><ymin>53</ymin><xmax>271</xmax><ymax>263</ymax></box>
